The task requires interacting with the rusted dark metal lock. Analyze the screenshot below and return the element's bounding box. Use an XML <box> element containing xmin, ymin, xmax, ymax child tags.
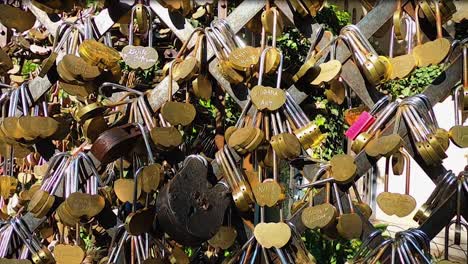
<box><xmin>90</xmin><ymin>123</ymin><xmax>142</xmax><ymax>164</ymax></box>
<box><xmin>155</xmin><ymin>155</ymin><xmax>231</xmax><ymax>246</ymax></box>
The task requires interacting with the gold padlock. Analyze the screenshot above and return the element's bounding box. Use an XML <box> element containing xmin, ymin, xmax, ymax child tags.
<box><xmin>294</xmin><ymin>122</ymin><xmax>323</xmax><ymax>150</ymax></box>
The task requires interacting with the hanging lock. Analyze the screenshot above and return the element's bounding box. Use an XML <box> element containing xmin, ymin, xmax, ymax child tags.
<box><xmin>122</xmin><ymin>4</ymin><xmax>158</xmax><ymax>70</ymax></box>
<box><xmin>345</xmin><ymin>95</ymin><xmax>390</xmax><ymax>140</ymax></box>
<box><xmin>211</xmin><ymin>19</ymin><xmax>260</xmax><ymax>73</ymax></box>
<box><xmin>333</xmin><ymin>182</ymin><xmax>363</xmax><ymax>240</ymax></box>
<box><xmin>171</xmin><ymin>28</ymin><xmax>204</xmax><ymax>83</ymax></box>
<box><xmin>414</xmin><ymin>171</ymin><xmax>457</xmax><ymax>224</ymax></box>
<box><xmin>450</xmin><ymin>83</ymin><xmax>468</xmax><ymax>148</ymax></box>
<box><xmin>38</xmin><ymin>23</ymin><xmax>76</xmax><ymax>77</ymax></box>
<box><xmin>376</xmin><ymin>152</ymin><xmax>416</xmax><ymax>218</ymax></box>
<box><xmin>388</xmin><ymin>13</ymin><xmax>417</xmax><ymax>80</ymax></box>
<box><xmin>351</xmin><ymin>101</ymin><xmax>398</xmax><ymax>154</ymax></box>
<box><xmin>205</xmin><ymin>27</ymin><xmax>244</xmax><ymax>85</ymax></box>
<box><xmin>341</xmin><ymin>25</ymin><xmax>391</xmax><ymax>86</ymax></box>
<box><xmin>215</xmin><ymin>145</ymin><xmax>255</xmax><ymax>211</ymax></box>
<box><xmin>283</xmin><ymin>93</ymin><xmax>325</xmax><ymax>156</ymax></box>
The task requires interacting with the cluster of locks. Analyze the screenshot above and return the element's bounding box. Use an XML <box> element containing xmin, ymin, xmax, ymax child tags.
<box><xmin>0</xmin><ymin>0</ymin><xmax>466</xmax><ymax>263</ymax></box>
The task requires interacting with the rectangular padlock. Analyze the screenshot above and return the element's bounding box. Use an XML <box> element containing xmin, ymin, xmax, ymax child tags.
<box><xmin>344</xmin><ymin>111</ymin><xmax>375</xmax><ymax>140</ymax></box>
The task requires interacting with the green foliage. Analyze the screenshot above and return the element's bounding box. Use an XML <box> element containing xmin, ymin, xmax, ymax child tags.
<box><xmin>310</xmin><ymin>95</ymin><xmax>346</xmax><ymax>161</ymax></box>
<box><xmin>21</xmin><ymin>60</ymin><xmax>39</xmax><ymax>76</ymax></box>
<box><xmin>80</xmin><ymin>227</ymin><xmax>98</xmax><ymax>251</ymax></box>
<box><xmin>381</xmin><ymin>65</ymin><xmax>443</xmax><ymax>99</ymax></box>
<box><xmin>276</xmin><ymin>28</ymin><xmax>310</xmax><ymax>70</ymax></box>
<box><xmin>185</xmin><ymin>247</ymin><xmax>194</xmax><ymax>257</ymax></box>
<box><xmin>199</xmin><ymin>99</ymin><xmax>218</xmax><ymax>119</ymax></box>
<box><xmin>315</xmin><ymin>5</ymin><xmax>351</xmax><ymax>35</ymax></box>
<box><xmin>223</xmin><ymin>94</ymin><xmax>241</xmax><ymax>127</ymax></box>
<box><xmin>303</xmin><ymin>230</ymin><xmax>362</xmax><ymax>264</ymax></box>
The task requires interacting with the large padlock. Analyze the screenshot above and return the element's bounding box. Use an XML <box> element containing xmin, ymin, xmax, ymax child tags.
<box><xmin>156</xmin><ymin>155</ymin><xmax>231</xmax><ymax>246</ymax></box>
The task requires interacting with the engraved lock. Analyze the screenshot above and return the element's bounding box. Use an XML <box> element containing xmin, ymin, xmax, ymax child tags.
<box><xmin>122</xmin><ymin>4</ymin><xmax>158</xmax><ymax>70</ymax></box>
<box><xmin>388</xmin><ymin>14</ymin><xmax>417</xmax><ymax>80</ymax></box>
<box><xmin>376</xmin><ymin>151</ymin><xmax>416</xmax><ymax>218</ymax></box>
<box><xmin>251</xmin><ymin>46</ymin><xmax>286</xmax><ymax>112</ymax></box>
<box><xmin>212</xmin><ymin>19</ymin><xmax>260</xmax><ymax>72</ymax></box>
<box><xmin>341</xmin><ymin>25</ymin><xmax>391</xmax><ymax>86</ymax></box>
<box><xmin>301</xmin><ymin>171</ymin><xmax>338</xmax><ymax>230</ymax></box>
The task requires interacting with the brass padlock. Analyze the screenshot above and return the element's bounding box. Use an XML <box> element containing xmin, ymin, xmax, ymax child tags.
<box><xmin>341</xmin><ymin>25</ymin><xmax>391</xmax><ymax>86</ymax></box>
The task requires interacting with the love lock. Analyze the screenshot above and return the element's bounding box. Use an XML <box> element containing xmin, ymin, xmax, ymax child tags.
<box><xmin>156</xmin><ymin>155</ymin><xmax>231</xmax><ymax>246</ymax></box>
<box><xmin>121</xmin><ymin>5</ymin><xmax>158</xmax><ymax>70</ymax></box>
<box><xmin>377</xmin><ymin>151</ymin><xmax>416</xmax><ymax>218</ymax></box>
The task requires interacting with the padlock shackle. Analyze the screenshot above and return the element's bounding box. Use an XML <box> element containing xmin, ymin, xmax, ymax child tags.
<box><xmin>257</xmin><ymin>46</ymin><xmax>283</xmax><ymax>88</ymax></box>
<box><xmin>128</xmin><ymin>4</ymin><xmax>154</xmax><ymax>47</ymax></box>
<box><xmin>98</xmin><ymin>82</ymin><xmax>145</xmax><ymax>97</ymax></box>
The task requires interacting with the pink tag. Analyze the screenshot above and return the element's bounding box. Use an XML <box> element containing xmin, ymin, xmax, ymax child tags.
<box><xmin>345</xmin><ymin>111</ymin><xmax>375</xmax><ymax>140</ymax></box>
